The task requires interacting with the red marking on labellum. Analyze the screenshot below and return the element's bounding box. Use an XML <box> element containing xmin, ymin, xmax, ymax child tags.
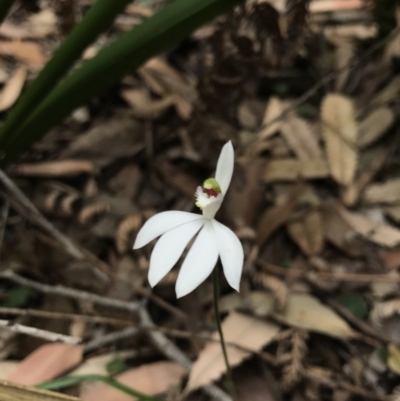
<box><xmin>204</xmin><ymin>188</ymin><xmax>219</xmax><ymax>197</ymax></box>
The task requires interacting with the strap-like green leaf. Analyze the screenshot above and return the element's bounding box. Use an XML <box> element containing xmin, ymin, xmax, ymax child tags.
<box><xmin>0</xmin><ymin>0</ymin><xmax>132</xmax><ymax>152</ymax></box>
<box><xmin>39</xmin><ymin>374</ymin><xmax>164</xmax><ymax>401</ymax></box>
<box><xmin>0</xmin><ymin>0</ymin><xmax>243</xmax><ymax>166</ymax></box>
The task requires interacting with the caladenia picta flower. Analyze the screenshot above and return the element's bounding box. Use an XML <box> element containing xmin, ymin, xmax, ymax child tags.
<box><xmin>133</xmin><ymin>141</ymin><xmax>244</xmax><ymax>298</ymax></box>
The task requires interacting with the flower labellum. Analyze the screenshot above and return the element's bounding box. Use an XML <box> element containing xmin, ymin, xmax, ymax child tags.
<box><xmin>133</xmin><ymin>141</ymin><xmax>244</xmax><ymax>298</ymax></box>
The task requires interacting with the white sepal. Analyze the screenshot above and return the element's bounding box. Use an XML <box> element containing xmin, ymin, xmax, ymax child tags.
<box><xmin>175</xmin><ymin>221</ymin><xmax>219</xmax><ymax>298</ymax></box>
<box><xmin>215</xmin><ymin>141</ymin><xmax>234</xmax><ymax>195</ymax></box>
<box><xmin>148</xmin><ymin>218</ymin><xmax>205</xmax><ymax>287</ymax></box>
<box><xmin>133</xmin><ymin>211</ymin><xmax>203</xmax><ymax>249</ymax></box>
<box><xmin>212</xmin><ymin>219</ymin><xmax>243</xmax><ymax>291</ymax></box>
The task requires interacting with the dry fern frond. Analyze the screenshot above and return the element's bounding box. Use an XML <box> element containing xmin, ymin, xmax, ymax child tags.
<box><xmin>116</xmin><ymin>213</ymin><xmax>143</xmax><ymax>254</ymax></box>
<box><xmin>281</xmin><ymin>329</ymin><xmax>308</xmax><ymax>390</ymax></box>
<box><xmin>254</xmin><ymin>272</ymin><xmax>288</xmax><ymax>310</ymax></box>
<box><xmin>79</xmin><ymin>201</ymin><xmax>110</xmax><ymax>225</ymax></box>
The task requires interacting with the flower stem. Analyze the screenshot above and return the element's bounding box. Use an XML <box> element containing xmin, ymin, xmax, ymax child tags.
<box><xmin>212</xmin><ymin>267</ymin><xmax>237</xmax><ymax>401</ymax></box>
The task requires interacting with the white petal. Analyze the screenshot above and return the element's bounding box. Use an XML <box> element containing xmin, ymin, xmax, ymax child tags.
<box><xmin>215</xmin><ymin>141</ymin><xmax>234</xmax><ymax>195</ymax></box>
<box><xmin>148</xmin><ymin>219</ymin><xmax>205</xmax><ymax>287</ymax></box>
<box><xmin>202</xmin><ymin>194</ymin><xmax>223</xmax><ymax>220</ymax></box>
<box><xmin>211</xmin><ymin>219</ymin><xmax>243</xmax><ymax>291</ymax></box>
<box><xmin>175</xmin><ymin>221</ymin><xmax>218</xmax><ymax>298</ymax></box>
<box><xmin>133</xmin><ymin>211</ymin><xmax>202</xmax><ymax>249</ymax></box>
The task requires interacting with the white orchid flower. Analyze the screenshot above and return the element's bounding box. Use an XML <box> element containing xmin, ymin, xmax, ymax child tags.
<box><xmin>133</xmin><ymin>141</ymin><xmax>244</xmax><ymax>298</ymax></box>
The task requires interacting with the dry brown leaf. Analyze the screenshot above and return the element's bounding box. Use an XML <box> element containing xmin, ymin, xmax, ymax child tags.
<box><xmin>385</xmin><ymin>205</ymin><xmax>400</xmax><ymax>223</ymax></box>
<box><xmin>139</xmin><ymin>57</ymin><xmax>195</xmax><ymax>119</ymax></box>
<box><xmin>257</xmin><ymin>183</ymin><xmax>303</xmax><ymax>246</ymax></box>
<box><xmin>323</xmin><ymin>24</ymin><xmax>378</xmax><ymax>40</ymax></box>
<box><xmin>364</xmin><ymin>179</ymin><xmax>400</xmax><ymax>204</ymax></box>
<box><xmin>0</xmin><ymin>380</ymin><xmax>81</xmax><ymax>401</ymax></box>
<box><xmin>263</xmin><ymin>159</ymin><xmax>329</xmax><ymax>182</ymax></box>
<box><xmin>69</xmin><ymin>351</ymin><xmax>138</xmax><ymax>377</ymax></box>
<box><xmin>0</xmin><ymin>22</ymin><xmax>33</xmax><ymax>40</ymax></box>
<box><xmin>371</xmin><ymin>76</ymin><xmax>400</xmax><ymax>109</ymax></box>
<box><xmin>258</xmin><ymin>97</ymin><xmax>284</xmax><ymax>139</ymax></box>
<box><xmin>310</xmin><ymin>0</ymin><xmax>364</xmax><ymax>13</ymax></box>
<box><xmin>61</xmin><ymin>117</ymin><xmax>143</xmax><ymax>167</ymax></box>
<box><xmin>0</xmin><ymin>66</ymin><xmax>27</xmax><ymax>111</ymax></box>
<box><xmin>280</xmin><ymin>113</ymin><xmax>323</xmax><ymax>160</ymax></box>
<box><xmin>6</xmin><ymin>343</ymin><xmax>83</xmax><ymax>385</ymax></box>
<box><xmin>388</xmin><ymin>344</ymin><xmax>400</xmax><ymax>376</ymax></box>
<box><xmin>321</xmin><ymin>93</ymin><xmax>358</xmax><ymax>186</ymax></box>
<box><xmin>121</xmin><ymin>89</ymin><xmax>175</xmax><ymax>118</ymax></box>
<box><xmin>125</xmin><ymin>4</ymin><xmax>154</xmax><ymax>17</ymax></box>
<box><xmin>341</xmin><ymin>145</ymin><xmax>390</xmax><ymax>207</ymax></box>
<box><xmin>322</xmin><ymin>205</ymin><xmax>364</xmax><ymax>257</ymax></box>
<box><xmin>186</xmin><ymin>312</ymin><xmax>280</xmax><ymax>392</ymax></box>
<box><xmin>287</xmin><ymin>210</ymin><xmax>324</xmax><ymax>256</ymax></box>
<box><xmin>0</xmin><ymin>41</ymin><xmax>47</xmax><ymax>70</ymax></box>
<box><xmin>10</xmin><ymin>160</ymin><xmax>97</xmax><ymax>177</ymax></box>
<box><xmin>335</xmin><ymin>204</ymin><xmax>400</xmax><ymax>247</ymax></box>
<box><xmin>0</xmin><ymin>362</ymin><xmax>19</xmax><ymax>380</ymax></box>
<box><xmin>219</xmin><ymin>292</ymin><xmax>357</xmax><ymax>339</ymax></box>
<box><xmin>28</xmin><ymin>9</ymin><xmax>58</xmax><ymax>38</ymax></box>
<box><xmin>334</xmin><ymin>42</ymin><xmax>354</xmax><ymax>92</ymax></box>
<box><xmin>278</xmin><ymin>293</ymin><xmax>357</xmax><ymax>339</ymax></box>
<box><xmin>81</xmin><ymin>361</ymin><xmax>185</xmax><ymax>401</ymax></box>
<box><xmin>358</xmin><ymin>108</ymin><xmax>394</xmax><ymax>148</ymax></box>
<box><xmin>254</xmin><ymin>273</ymin><xmax>288</xmax><ymax>310</ymax></box>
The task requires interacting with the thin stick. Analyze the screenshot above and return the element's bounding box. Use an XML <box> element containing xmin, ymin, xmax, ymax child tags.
<box><xmin>0</xmin><ymin>269</ymin><xmax>141</xmax><ymax>312</ymax></box>
<box><xmin>257</xmin><ymin>259</ymin><xmax>400</xmax><ymax>283</ymax></box>
<box><xmin>0</xmin><ymin>319</ymin><xmax>81</xmax><ymax>344</ymax></box>
<box><xmin>0</xmin><ymin>307</ymin><xmax>133</xmax><ymax>327</ymax></box>
<box><xmin>139</xmin><ymin>307</ymin><xmax>232</xmax><ymax>401</ymax></box>
<box><xmin>0</xmin><ymin>170</ymin><xmax>83</xmax><ymax>260</ymax></box>
<box><xmin>212</xmin><ymin>268</ymin><xmax>237</xmax><ymax>401</ymax></box>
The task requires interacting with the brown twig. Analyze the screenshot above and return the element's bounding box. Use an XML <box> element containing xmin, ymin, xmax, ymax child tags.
<box><xmin>257</xmin><ymin>259</ymin><xmax>400</xmax><ymax>283</ymax></box>
<box><xmin>0</xmin><ymin>170</ymin><xmax>84</xmax><ymax>260</ymax></box>
<box><xmin>0</xmin><ymin>269</ymin><xmax>141</xmax><ymax>312</ymax></box>
<box><xmin>0</xmin><ymin>307</ymin><xmax>133</xmax><ymax>327</ymax></box>
<box><xmin>0</xmin><ymin>319</ymin><xmax>81</xmax><ymax>344</ymax></box>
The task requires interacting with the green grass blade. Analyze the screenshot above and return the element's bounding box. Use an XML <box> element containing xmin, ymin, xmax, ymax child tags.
<box><xmin>38</xmin><ymin>374</ymin><xmax>164</xmax><ymax>401</ymax></box>
<box><xmin>0</xmin><ymin>0</ymin><xmax>132</xmax><ymax>146</ymax></box>
<box><xmin>0</xmin><ymin>0</ymin><xmax>243</xmax><ymax>166</ymax></box>
<box><xmin>0</xmin><ymin>0</ymin><xmax>16</xmax><ymax>25</ymax></box>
